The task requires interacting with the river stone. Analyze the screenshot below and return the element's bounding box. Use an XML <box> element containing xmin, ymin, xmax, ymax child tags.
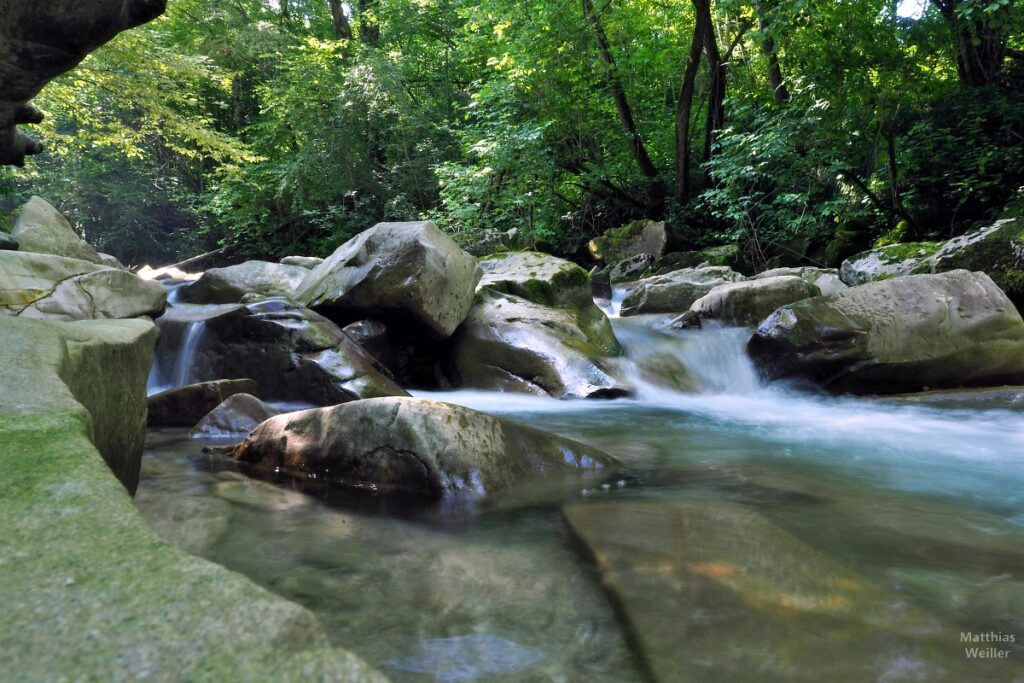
<box><xmin>148</xmin><ymin>379</ymin><xmax>260</xmax><ymax>428</ymax></box>
<box><xmin>607</xmin><ymin>253</ymin><xmax>654</xmax><ymax>283</ymax></box>
<box><xmin>590</xmin><ymin>266</ymin><xmax>612</xmax><ymax>298</ymax></box>
<box><xmin>0</xmin><ymin>317</ymin><xmax>387</xmax><ymax>682</ymax></box>
<box><xmin>97</xmin><ymin>252</ymin><xmax>127</xmax><ymax>269</ymax></box>
<box><xmin>191</xmin><ymin>393</ymin><xmax>281</xmax><ymax>440</ymax></box>
<box><xmin>447</xmin><ymin>290</ymin><xmax>631</xmax><ymax>399</ymax></box>
<box><xmin>232</xmin><ymin>397</ymin><xmax>618</xmax><ymax>501</ymax></box>
<box><xmin>914</xmin><ymin>215</ymin><xmax>1024</xmax><ymax>308</ymax></box>
<box><xmin>184</xmin><ymin>260</ymin><xmax>310</xmax><ymax>304</ymax></box>
<box><xmin>0</xmin><ymin>251</ymin><xmax>167</xmax><ymax>320</ymax></box>
<box><xmin>588</xmin><ymin>220</ymin><xmax>667</xmax><ymax>263</ymax></box>
<box><xmin>619</xmin><ymin>266</ymin><xmax>745</xmax><ymax>316</ymax></box>
<box><xmin>11</xmin><ymin>196</ymin><xmax>105</xmax><ymax>264</ymax></box>
<box><xmin>296</xmin><ymin>221</ymin><xmax>480</xmax><ymax>338</ymax></box>
<box><xmin>0</xmin><ymin>231</ymin><xmax>17</xmax><ymax>250</ymax></box>
<box><xmin>753</xmin><ymin>266</ymin><xmax>847</xmax><ymax>296</ymax></box>
<box><xmin>564</xmin><ymin>500</ymin><xmax>989</xmax><ymax>683</ymax></box>
<box><xmin>280</xmin><ymin>255</ymin><xmax>324</xmax><ymax>269</ymax></box>
<box><xmin>649</xmin><ymin>244</ymin><xmax>741</xmax><ymax>275</ymax></box>
<box><xmin>748</xmin><ymin>270</ymin><xmax>1024</xmax><ymax>394</ymax></box>
<box><xmin>152</xmin><ymin>298</ymin><xmax>406</xmax><ymax>404</ymax></box>
<box><xmin>839</xmin><ymin>242</ymin><xmax>940</xmax><ymax>286</ymax></box>
<box><xmin>688</xmin><ymin>276</ymin><xmax>817</xmax><ymax>327</ymax></box>
<box><xmin>477</xmin><ymin>251</ymin><xmax>592</xmax><ymax>308</ymax></box>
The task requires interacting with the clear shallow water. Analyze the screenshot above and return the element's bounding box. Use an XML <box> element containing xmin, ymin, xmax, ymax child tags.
<box><xmin>136</xmin><ymin>316</ymin><xmax>1024</xmax><ymax>681</ymax></box>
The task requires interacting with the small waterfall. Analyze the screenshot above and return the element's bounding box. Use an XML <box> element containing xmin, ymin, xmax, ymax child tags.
<box><xmin>147</xmin><ymin>319</ymin><xmax>209</xmax><ymax>395</ymax></box>
<box><xmin>595</xmin><ymin>286</ymin><xmax>630</xmax><ymax>319</ymax></box>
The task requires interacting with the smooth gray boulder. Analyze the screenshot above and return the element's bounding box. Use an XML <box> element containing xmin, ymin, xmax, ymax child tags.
<box><xmin>477</xmin><ymin>251</ymin><xmax>592</xmax><ymax>308</ymax></box>
<box><xmin>184</xmin><ymin>260</ymin><xmax>309</xmax><ymax>304</ymax></box>
<box><xmin>151</xmin><ymin>298</ymin><xmax>406</xmax><ymax>404</ymax></box>
<box><xmin>839</xmin><ymin>242</ymin><xmax>939</xmax><ymax>286</ymax></box>
<box><xmin>232</xmin><ymin>397</ymin><xmax>618</xmax><ymax>501</ymax></box>
<box><xmin>748</xmin><ymin>270</ymin><xmax>1024</xmax><ymax>394</ymax></box>
<box><xmin>148</xmin><ymin>379</ymin><xmax>260</xmax><ymax>428</ymax></box>
<box><xmin>11</xmin><ymin>197</ymin><xmax>104</xmax><ymax>264</ymax></box>
<box><xmin>620</xmin><ymin>266</ymin><xmax>745</xmax><ymax>316</ymax></box>
<box><xmin>688</xmin><ymin>276</ymin><xmax>817</xmax><ymax>327</ymax></box>
<box><xmin>191</xmin><ymin>393</ymin><xmax>281</xmax><ymax>440</ymax></box>
<box><xmin>753</xmin><ymin>266</ymin><xmax>847</xmax><ymax>296</ymax></box>
<box><xmin>447</xmin><ymin>290</ymin><xmax>631</xmax><ymax>399</ymax></box>
<box><xmin>296</xmin><ymin>221</ymin><xmax>480</xmax><ymax>338</ymax></box>
<box><xmin>0</xmin><ymin>1</ymin><xmax>167</xmax><ymax>166</ymax></box>
<box><xmin>0</xmin><ymin>251</ymin><xmax>166</xmax><ymax>321</ymax></box>
<box><xmin>280</xmin><ymin>255</ymin><xmax>324</xmax><ymax>269</ymax></box>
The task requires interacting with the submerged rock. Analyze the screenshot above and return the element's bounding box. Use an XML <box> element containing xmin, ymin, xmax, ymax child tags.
<box><xmin>11</xmin><ymin>196</ymin><xmax>105</xmax><ymax>264</ymax></box>
<box><xmin>148</xmin><ymin>379</ymin><xmax>259</xmax><ymax>428</ymax></box>
<box><xmin>839</xmin><ymin>242</ymin><xmax>939</xmax><ymax>286</ymax></box>
<box><xmin>447</xmin><ymin>290</ymin><xmax>630</xmax><ymax>399</ymax></box>
<box><xmin>232</xmin><ymin>397</ymin><xmax>618</xmax><ymax>501</ymax></box>
<box><xmin>588</xmin><ymin>220</ymin><xmax>667</xmax><ymax>263</ymax></box>
<box><xmin>688</xmin><ymin>275</ymin><xmax>817</xmax><ymax>327</ymax></box>
<box><xmin>296</xmin><ymin>221</ymin><xmax>480</xmax><ymax>338</ymax></box>
<box><xmin>564</xmin><ymin>500</ymin><xmax>989</xmax><ymax>683</ymax></box>
<box><xmin>152</xmin><ymin>298</ymin><xmax>406</xmax><ymax>404</ymax></box>
<box><xmin>389</xmin><ymin>635</ymin><xmax>546</xmax><ymax>682</ymax></box>
<box><xmin>0</xmin><ymin>251</ymin><xmax>166</xmax><ymax>321</ymax></box>
<box><xmin>620</xmin><ymin>266</ymin><xmax>745</xmax><ymax>316</ymax></box>
<box><xmin>190</xmin><ymin>393</ymin><xmax>281</xmax><ymax>440</ymax></box>
<box><xmin>183</xmin><ymin>260</ymin><xmax>309</xmax><ymax>304</ymax></box>
<box><xmin>748</xmin><ymin>270</ymin><xmax>1024</xmax><ymax>394</ymax></box>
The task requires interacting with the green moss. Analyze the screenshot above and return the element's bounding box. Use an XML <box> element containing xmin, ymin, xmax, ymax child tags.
<box><xmin>877</xmin><ymin>241</ymin><xmax>940</xmax><ymax>265</ymax></box>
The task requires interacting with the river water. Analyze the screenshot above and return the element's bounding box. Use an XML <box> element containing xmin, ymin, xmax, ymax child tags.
<box><xmin>136</xmin><ymin>310</ymin><xmax>1024</xmax><ymax>682</ymax></box>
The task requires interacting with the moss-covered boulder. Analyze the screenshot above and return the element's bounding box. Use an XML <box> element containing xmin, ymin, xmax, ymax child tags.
<box><xmin>296</xmin><ymin>221</ymin><xmax>481</xmax><ymax>338</ymax></box>
<box><xmin>0</xmin><ymin>250</ymin><xmax>166</xmax><ymax>321</ymax></box>
<box><xmin>11</xmin><ymin>196</ymin><xmax>105</xmax><ymax>264</ymax></box>
<box><xmin>607</xmin><ymin>253</ymin><xmax>654</xmax><ymax>283</ymax></box>
<box><xmin>588</xmin><ymin>220</ymin><xmax>667</xmax><ymax>263</ymax></box>
<box><xmin>689</xmin><ymin>275</ymin><xmax>818</xmax><ymax>327</ymax></box>
<box><xmin>151</xmin><ymin>298</ymin><xmax>407</xmax><ymax>404</ymax></box>
<box><xmin>477</xmin><ymin>251</ymin><xmax>592</xmax><ymax>308</ymax></box>
<box><xmin>753</xmin><ymin>266</ymin><xmax>847</xmax><ymax>296</ymax></box>
<box><xmin>0</xmin><ymin>315</ymin><xmax>387</xmax><ymax>681</ymax></box>
<box><xmin>184</xmin><ymin>260</ymin><xmax>310</xmax><ymax>304</ymax></box>
<box><xmin>649</xmin><ymin>244</ymin><xmax>741</xmax><ymax>275</ymax></box>
<box><xmin>447</xmin><ymin>290</ymin><xmax>631</xmax><ymax>398</ymax></box>
<box><xmin>748</xmin><ymin>270</ymin><xmax>1024</xmax><ymax>394</ymax></box>
<box><xmin>914</xmin><ymin>216</ymin><xmax>1024</xmax><ymax>309</ymax></box>
<box><xmin>232</xmin><ymin>397</ymin><xmax>618</xmax><ymax>501</ymax></box>
<box><xmin>839</xmin><ymin>242</ymin><xmax>939</xmax><ymax>286</ymax></box>
<box><xmin>620</xmin><ymin>266</ymin><xmax>745</xmax><ymax>316</ymax></box>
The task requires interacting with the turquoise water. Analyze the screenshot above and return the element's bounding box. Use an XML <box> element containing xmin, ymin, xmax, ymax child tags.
<box><xmin>136</xmin><ymin>318</ymin><xmax>1024</xmax><ymax>681</ymax></box>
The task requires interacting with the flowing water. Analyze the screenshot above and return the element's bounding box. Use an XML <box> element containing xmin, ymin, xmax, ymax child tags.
<box><xmin>135</xmin><ymin>311</ymin><xmax>1024</xmax><ymax>682</ymax></box>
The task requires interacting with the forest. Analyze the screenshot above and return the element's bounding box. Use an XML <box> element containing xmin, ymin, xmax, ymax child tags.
<box><xmin>3</xmin><ymin>0</ymin><xmax>1022</xmax><ymax>269</ymax></box>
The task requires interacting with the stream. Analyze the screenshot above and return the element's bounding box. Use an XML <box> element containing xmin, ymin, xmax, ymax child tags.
<box><xmin>135</xmin><ymin>305</ymin><xmax>1024</xmax><ymax>682</ymax></box>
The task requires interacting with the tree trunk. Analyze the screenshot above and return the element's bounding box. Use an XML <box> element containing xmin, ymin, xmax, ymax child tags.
<box><xmin>675</xmin><ymin>21</ymin><xmax>705</xmax><ymax>203</ymax></box>
<box><xmin>754</xmin><ymin>0</ymin><xmax>788</xmax><ymax>102</ymax></box>
<box><xmin>328</xmin><ymin>0</ymin><xmax>353</xmax><ymax>40</ymax></box>
<box><xmin>582</xmin><ymin>0</ymin><xmax>665</xmax><ymax>212</ymax></box>
<box><xmin>934</xmin><ymin>0</ymin><xmax>1008</xmax><ymax>87</ymax></box>
<box><xmin>699</xmin><ymin>0</ymin><xmax>726</xmax><ymax>165</ymax></box>
<box><xmin>359</xmin><ymin>0</ymin><xmax>381</xmax><ymax>45</ymax></box>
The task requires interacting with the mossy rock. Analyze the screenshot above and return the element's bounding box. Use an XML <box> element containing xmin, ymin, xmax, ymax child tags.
<box><xmin>588</xmin><ymin>220</ymin><xmax>667</xmax><ymax>263</ymax></box>
<box><xmin>839</xmin><ymin>242</ymin><xmax>940</xmax><ymax>286</ymax></box>
<box><xmin>477</xmin><ymin>251</ymin><xmax>591</xmax><ymax>308</ymax></box>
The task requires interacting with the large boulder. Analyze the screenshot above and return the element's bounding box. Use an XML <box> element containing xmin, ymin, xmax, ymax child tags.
<box><xmin>839</xmin><ymin>242</ymin><xmax>939</xmax><ymax>286</ymax></box>
<box><xmin>914</xmin><ymin>216</ymin><xmax>1024</xmax><ymax>308</ymax></box>
<box><xmin>753</xmin><ymin>266</ymin><xmax>847</xmax><ymax>296</ymax></box>
<box><xmin>620</xmin><ymin>266</ymin><xmax>745</xmax><ymax>316</ymax></box>
<box><xmin>447</xmin><ymin>290</ymin><xmax>631</xmax><ymax>399</ymax></box>
<box><xmin>280</xmin><ymin>255</ymin><xmax>324</xmax><ymax>269</ymax></box>
<box><xmin>748</xmin><ymin>270</ymin><xmax>1024</xmax><ymax>394</ymax></box>
<box><xmin>0</xmin><ymin>318</ymin><xmax>386</xmax><ymax>681</ymax></box>
<box><xmin>688</xmin><ymin>276</ymin><xmax>818</xmax><ymax>327</ymax></box>
<box><xmin>0</xmin><ymin>251</ymin><xmax>166</xmax><ymax>320</ymax></box>
<box><xmin>606</xmin><ymin>253</ymin><xmax>654</xmax><ymax>284</ymax></box>
<box><xmin>183</xmin><ymin>260</ymin><xmax>310</xmax><ymax>304</ymax></box>
<box><xmin>191</xmin><ymin>393</ymin><xmax>281</xmax><ymax>440</ymax></box>
<box><xmin>588</xmin><ymin>220</ymin><xmax>667</xmax><ymax>263</ymax></box>
<box><xmin>0</xmin><ymin>1</ymin><xmax>167</xmax><ymax>166</ymax></box>
<box><xmin>648</xmin><ymin>244</ymin><xmax>741</xmax><ymax>275</ymax></box>
<box><xmin>296</xmin><ymin>221</ymin><xmax>480</xmax><ymax>338</ymax></box>
<box><xmin>11</xmin><ymin>197</ymin><xmax>104</xmax><ymax>264</ymax></box>
<box><xmin>147</xmin><ymin>379</ymin><xmax>260</xmax><ymax>428</ymax></box>
<box><xmin>151</xmin><ymin>298</ymin><xmax>406</xmax><ymax>404</ymax></box>
<box><xmin>477</xmin><ymin>251</ymin><xmax>592</xmax><ymax>308</ymax></box>
<box><xmin>232</xmin><ymin>397</ymin><xmax>618</xmax><ymax>501</ymax></box>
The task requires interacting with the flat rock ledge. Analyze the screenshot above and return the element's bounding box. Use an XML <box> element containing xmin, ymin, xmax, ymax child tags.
<box><xmin>0</xmin><ymin>316</ymin><xmax>387</xmax><ymax>682</ymax></box>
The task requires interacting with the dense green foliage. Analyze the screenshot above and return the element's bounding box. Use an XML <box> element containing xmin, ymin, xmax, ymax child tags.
<box><xmin>2</xmin><ymin>0</ymin><xmax>1022</xmax><ymax>267</ymax></box>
